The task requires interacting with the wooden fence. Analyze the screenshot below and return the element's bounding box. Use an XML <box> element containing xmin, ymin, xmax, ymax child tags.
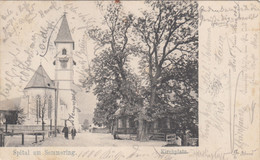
<box><xmin>0</xmin><ymin>130</ymin><xmax>55</xmax><ymax>147</ymax></box>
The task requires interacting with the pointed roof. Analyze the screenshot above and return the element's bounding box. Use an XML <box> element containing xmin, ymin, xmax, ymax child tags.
<box><xmin>25</xmin><ymin>65</ymin><xmax>55</xmax><ymax>89</ymax></box>
<box><xmin>54</xmin><ymin>14</ymin><xmax>74</xmax><ymax>44</ymax></box>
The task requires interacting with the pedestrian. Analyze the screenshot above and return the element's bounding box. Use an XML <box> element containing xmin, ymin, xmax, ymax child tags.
<box><xmin>71</xmin><ymin>126</ymin><xmax>77</xmax><ymax>140</ymax></box>
<box><xmin>62</xmin><ymin>125</ymin><xmax>69</xmax><ymax>139</ymax></box>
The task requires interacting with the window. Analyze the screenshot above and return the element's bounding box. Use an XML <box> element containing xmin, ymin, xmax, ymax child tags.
<box><xmin>62</xmin><ymin>48</ymin><xmax>67</xmax><ymax>55</ymax></box>
<box><xmin>118</xmin><ymin>119</ymin><xmax>123</xmax><ymax>128</ymax></box>
<box><xmin>48</xmin><ymin>96</ymin><xmax>52</xmax><ymax>119</ymax></box>
<box><xmin>36</xmin><ymin>95</ymin><xmax>41</xmax><ymax>123</ymax></box>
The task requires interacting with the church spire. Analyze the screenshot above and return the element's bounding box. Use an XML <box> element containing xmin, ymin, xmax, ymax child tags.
<box><xmin>54</xmin><ymin>13</ymin><xmax>74</xmax><ymax>48</ymax></box>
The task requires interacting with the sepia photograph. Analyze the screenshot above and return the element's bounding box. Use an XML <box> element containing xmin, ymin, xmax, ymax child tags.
<box><xmin>0</xmin><ymin>0</ymin><xmax>198</xmax><ymax>147</ymax></box>
<box><xmin>0</xmin><ymin>0</ymin><xmax>259</xmax><ymax>160</ymax></box>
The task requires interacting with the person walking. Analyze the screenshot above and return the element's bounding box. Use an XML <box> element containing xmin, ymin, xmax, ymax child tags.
<box><xmin>62</xmin><ymin>125</ymin><xmax>69</xmax><ymax>139</ymax></box>
<box><xmin>71</xmin><ymin>126</ymin><xmax>77</xmax><ymax>140</ymax></box>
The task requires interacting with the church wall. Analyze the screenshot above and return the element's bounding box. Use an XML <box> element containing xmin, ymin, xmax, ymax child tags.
<box><xmin>55</xmin><ymin>62</ymin><xmax>74</xmax><ymax>83</ymax></box>
<box><xmin>22</xmin><ymin>88</ymin><xmax>56</xmax><ymax>126</ymax></box>
<box><xmin>57</xmin><ymin>90</ymin><xmax>75</xmax><ymax>126</ymax></box>
<box><xmin>56</xmin><ymin>70</ymin><xmax>72</xmax><ymax>80</ymax></box>
<box><xmin>58</xmin><ymin>82</ymin><xmax>72</xmax><ymax>90</ymax></box>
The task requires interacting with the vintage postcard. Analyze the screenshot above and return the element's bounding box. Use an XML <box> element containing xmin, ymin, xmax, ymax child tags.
<box><xmin>0</xmin><ymin>0</ymin><xmax>259</xmax><ymax>160</ymax></box>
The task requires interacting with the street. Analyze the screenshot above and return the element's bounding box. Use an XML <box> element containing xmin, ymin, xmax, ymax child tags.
<box><xmin>4</xmin><ymin>131</ymin><xmax>166</xmax><ymax>147</ymax></box>
<box><xmin>39</xmin><ymin>131</ymin><xmax>166</xmax><ymax>147</ymax></box>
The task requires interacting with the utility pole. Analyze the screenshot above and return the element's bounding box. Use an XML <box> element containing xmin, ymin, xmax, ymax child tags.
<box><xmin>54</xmin><ymin>82</ymin><xmax>59</xmax><ymax>137</ymax></box>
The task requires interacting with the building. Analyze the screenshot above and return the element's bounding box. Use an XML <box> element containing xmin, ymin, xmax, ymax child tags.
<box><xmin>52</xmin><ymin>13</ymin><xmax>80</xmax><ymax>131</ymax></box>
<box><xmin>113</xmin><ymin>108</ymin><xmax>198</xmax><ymax>145</ymax></box>
<box><xmin>0</xmin><ymin>14</ymin><xmax>81</xmax><ymax>132</ymax></box>
<box><xmin>113</xmin><ymin>108</ymin><xmax>175</xmax><ymax>140</ymax></box>
<box><xmin>22</xmin><ymin>65</ymin><xmax>56</xmax><ymax>129</ymax></box>
<box><xmin>0</xmin><ymin>98</ymin><xmax>21</xmax><ymax>126</ymax></box>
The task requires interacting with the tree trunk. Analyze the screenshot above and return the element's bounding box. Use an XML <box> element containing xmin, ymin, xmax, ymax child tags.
<box><xmin>137</xmin><ymin>111</ymin><xmax>148</xmax><ymax>141</ymax></box>
<box><xmin>42</xmin><ymin>119</ymin><xmax>44</xmax><ymax>131</ymax></box>
<box><xmin>150</xmin><ymin>86</ymin><xmax>157</xmax><ymax>107</ymax></box>
<box><xmin>42</xmin><ymin>110</ymin><xmax>44</xmax><ymax>131</ymax></box>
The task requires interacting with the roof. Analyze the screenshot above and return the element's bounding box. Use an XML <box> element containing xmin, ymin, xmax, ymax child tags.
<box><xmin>114</xmin><ymin>108</ymin><xmax>121</xmax><ymax>116</ymax></box>
<box><xmin>25</xmin><ymin>65</ymin><xmax>55</xmax><ymax>89</ymax></box>
<box><xmin>54</xmin><ymin>14</ymin><xmax>74</xmax><ymax>44</ymax></box>
<box><xmin>114</xmin><ymin>107</ymin><xmax>136</xmax><ymax>117</ymax></box>
<box><xmin>0</xmin><ymin>98</ymin><xmax>21</xmax><ymax>111</ymax></box>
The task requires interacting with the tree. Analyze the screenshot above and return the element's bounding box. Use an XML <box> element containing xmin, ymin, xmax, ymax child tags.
<box><xmin>30</xmin><ymin>91</ymin><xmax>53</xmax><ymax>131</ymax></box>
<box><xmin>133</xmin><ymin>0</ymin><xmax>198</xmax><ymax>140</ymax></box>
<box><xmin>16</xmin><ymin>107</ymin><xmax>26</xmax><ymax>125</ymax></box>
<box><xmin>84</xmin><ymin>2</ymin><xmax>140</xmax><ymax>130</ymax></box>
<box><xmin>83</xmin><ymin>0</ymin><xmax>198</xmax><ymax>142</ymax></box>
<box><xmin>81</xmin><ymin>119</ymin><xmax>90</xmax><ymax>131</ymax></box>
<box><xmin>41</xmin><ymin>97</ymin><xmax>47</xmax><ymax>131</ymax></box>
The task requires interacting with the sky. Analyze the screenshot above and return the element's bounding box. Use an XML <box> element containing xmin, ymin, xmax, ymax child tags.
<box><xmin>0</xmin><ymin>1</ymin><xmax>146</xmax><ymax>124</ymax></box>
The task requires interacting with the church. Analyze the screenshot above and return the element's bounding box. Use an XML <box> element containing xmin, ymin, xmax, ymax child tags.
<box><xmin>20</xmin><ymin>14</ymin><xmax>80</xmax><ymax>131</ymax></box>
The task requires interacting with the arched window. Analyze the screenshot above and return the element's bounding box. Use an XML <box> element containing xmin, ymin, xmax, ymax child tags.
<box><xmin>62</xmin><ymin>48</ymin><xmax>67</xmax><ymax>55</ymax></box>
<box><xmin>36</xmin><ymin>95</ymin><xmax>41</xmax><ymax>123</ymax></box>
<box><xmin>48</xmin><ymin>96</ymin><xmax>52</xmax><ymax>119</ymax></box>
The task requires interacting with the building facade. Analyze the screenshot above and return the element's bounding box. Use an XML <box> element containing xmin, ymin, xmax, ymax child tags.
<box><xmin>23</xmin><ymin>65</ymin><xmax>56</xmax><ymax>128</ymax></box>
<box><xmin>20</xmin><ymin>14</ymin><xmax>80</xmax><ymax>131</ymax></box>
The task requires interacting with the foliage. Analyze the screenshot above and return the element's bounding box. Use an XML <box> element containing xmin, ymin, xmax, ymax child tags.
<box><xmin>81</xmin><ymin>119</ymin><xmax>90</xmax><ymax>130</ymax></box>
<box><xmin>85</xmin><ymin>2</ymin><xmax>141</xmax><ymax>128</ymax></box>
<box><xmin>16</xmin><ymin>108</ymin><xmax>26</xmax><ymax>125</ymax></box>
<box><xmin>83</xmin><ymin>0</ymin><xmax>198</xmax><ymax>139</ymax></box>
<box><xmin>132</xmin><ymin>0</ymin><xmax>198</xmax><ymax>138</ymax></box>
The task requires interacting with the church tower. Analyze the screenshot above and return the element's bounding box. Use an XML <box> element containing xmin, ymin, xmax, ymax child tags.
<box><xmin>54</xmin><ymin>14</ymin><xmax>79</xmax><ymax>129</ymax></box>
<box><xmin>54</xmin><ymin>13</ymin><xmax>75</xmax><ymax>90</ymax></box>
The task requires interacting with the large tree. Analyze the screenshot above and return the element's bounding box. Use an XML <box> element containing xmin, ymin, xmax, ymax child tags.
<box><xmin>133</xmin><ymin>0</ymin><xmax>198</xmax><ymax>140</ymax></box>
<box><xmin>83</xmin><ymin>0</ymin><xmax>198</xmax><ymax>142</ymax></box>
<box><xmin>84</xmin><ymin>2</ymin><xmax>140</xmax><ymax>130</ymax></box>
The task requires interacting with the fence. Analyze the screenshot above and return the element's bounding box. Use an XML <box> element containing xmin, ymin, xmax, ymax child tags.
<box><xmin>0</xmin><ymin>130</ymin><xmax>56</xmax><ymax>147</ymax></box>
